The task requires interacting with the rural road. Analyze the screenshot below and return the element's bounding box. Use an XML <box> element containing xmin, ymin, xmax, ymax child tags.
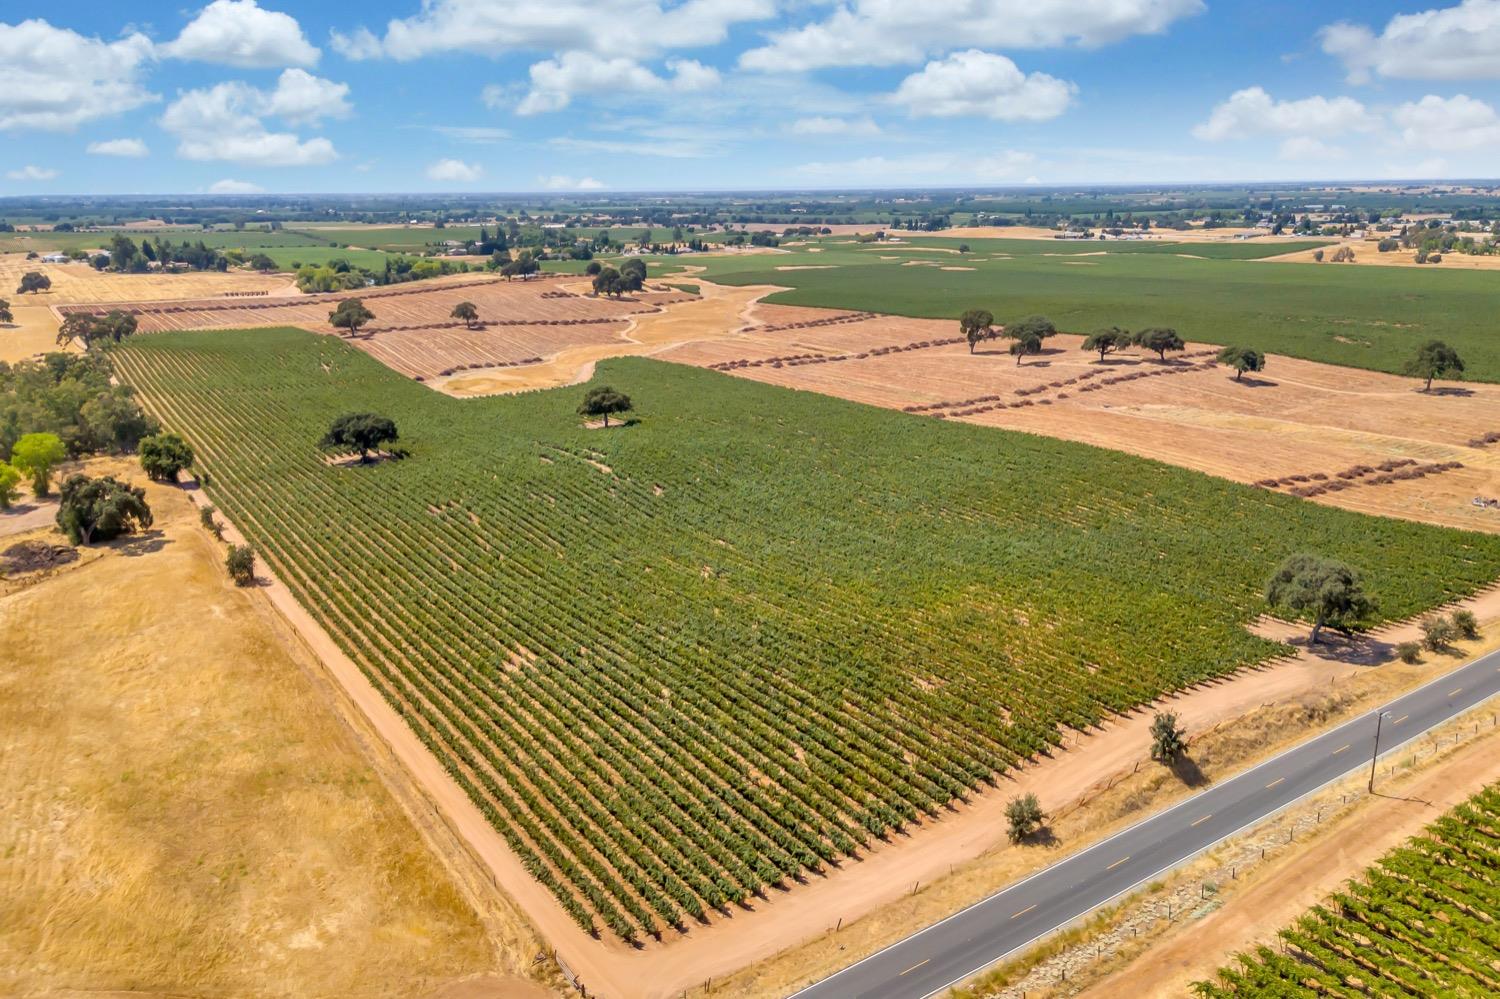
<box><xmin>790</xmin><ymin>647</ymin><xmax>1500</xmax><ymax>999</ymax></box>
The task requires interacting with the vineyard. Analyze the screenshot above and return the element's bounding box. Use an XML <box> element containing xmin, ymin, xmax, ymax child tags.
<box><xmin>114</xmin><ymin>328</ymin><xmax>1500</xmax><ymax>944</ymax></box>
<box><xmin>1195</xmin><ymin>781</ymin><xmax>1500</xmax><ymax>997</ymax></box>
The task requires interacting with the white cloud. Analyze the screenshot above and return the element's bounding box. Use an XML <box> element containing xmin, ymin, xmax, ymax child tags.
<box><xmin>892</xmin><ymin>50</ymin><xmax>1075</xmax><ymax>121</ymax></box>
<box><xmin>208</xmin><ymin>178</ymin><xmax>264</xmax><ymax>193</ymax></box>
<box><xmin>333</xmin><ymin>0</ymin><xmax>774</xmax><ymax>61</ymax></box>
<box><xmin>0</xmin><ymin>20</ymin><xmax>156</xmax><ymax>132</ymax></box>
<box><xmin>1278</xmin><ymin>136</ymin><xmax>1347</xmax><ymax>160</ymax></box>
<box><xmin>161</xmin><ymin>71</ymin><xmax>347</xmax><ymax>166</ymax></box>
<box><xmin>516</xmin><ymin>52</ymin><xmax>721</xmax><ymax>114</ymax></box>
<box><xmin>540</xmin><ymin>174</ymin><xmax>606</xmax><ymax>190</ymax></box>
<box><xmin>87</xmin><ymin>137</ymin><xmax>149</xmax><ymax>158</ymax></box>
<box><xmin>1321</xmin><ymin>1</ymin><xmax>1500</xmax><ymax>83</ymax></box>
<box><xmin>262</xmin><ymin>68</ymin><xmax>351</xmax><ymax>125</ymax></box>
<box><xmin>1393</xmin><ymin>93</ymin><xmax>1500</xmax><ymax>150</ymax></box>
<box><xmin>1192</xmin><ymin>87</ymin><xmax>1377</xmax><ymax>141</ymax></box>
<box><xmin>5</xmin><ymin>165</ymin><xmax>58</xmax><ymax>181</ymax></box>
<box><xmin>741</xmin><ymin>0</ymin><xmax>1204</xmax><ymax>72</ymax></box>
<box><xmin>164</xmin><ymin>1</ymin><xmax>319</xmax><ymax>68</ymax></box>
<box><xmin>794</xmin><ymin>150</ymin><xmax>1037</xmax><ymax>184</ymax></box>
<box><xmin>789</xmin><ymin>116</ymin><xmax>882</xmax><ymax>137</ymax></box>
<box><xmin>427</xmin><ymin>158</ymin><xmax>483</xmax><ymax>182</ymax></box>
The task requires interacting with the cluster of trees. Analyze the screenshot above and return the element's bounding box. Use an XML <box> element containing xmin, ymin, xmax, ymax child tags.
<box><xmin>959</xmin><ymin>311</ymin><xmax>1057</xmax><ymax>364</ymax></box>
<box><xmin>294</xmin><ymin>255</ymin><xmax>473</xmax><ymax>293</ymax></box>
<box><xmin>589</xmin><ymin>257</ymin><xmax>647</xmax><ymax>298</ymax></box>
<box><xmin>1081</xmin><ymin>326</ymin><xmax>1185</xmax><ymax>362</ymax></box>
<box><xmin>1</xmin><ymin>353</ymin><xmax>155</xmax><ymax>462</ymax></box>
<box><xmin>57</xmin><ymin>310</ymin><xmax>138</xmax><ymax>350</ymax></box>
<box><xmin>492</xmin><ymin>248</ymin><xmax>541</xmax><ymax>280</ymax></box>
<box><xmin>96</xmin><ymin>235</ymin><xmax>231</xmax><ymax>273</ymax></box>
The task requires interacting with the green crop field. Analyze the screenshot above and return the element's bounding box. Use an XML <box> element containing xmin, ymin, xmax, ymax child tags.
<box><xmin>115</xmin><ymin>328</ymin><xmax>1500</xmax><ymax>942</ymax></box>
<box><xmin>259</xmin><ymin>246</ymin><xmax>390</xmax><ymax>270</ymax></box>
<box><xmin>661</xmin><ymin>237</ymin><xmax>1500</xmax><ymax>382</ymax></box>
<box><xmin>1196</xmin><ymin>781</ymin><xmax>1500</xmax><ymax>997</ymax></box>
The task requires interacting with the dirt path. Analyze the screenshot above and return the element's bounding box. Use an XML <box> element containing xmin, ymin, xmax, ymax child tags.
<box><xmin>0</xmin><ymin>499</ymin><xmax>58</xmax><ymax>539</ymax></box>
<box><xmin>1078</xmin><ymin>728</ymin><xmax>1500</xmax><ymax>998</ymax></box>
<box><xmin>185</xmin><ymin>452</ymin><xmax>1500</xmax><ymax>999</ymax></box>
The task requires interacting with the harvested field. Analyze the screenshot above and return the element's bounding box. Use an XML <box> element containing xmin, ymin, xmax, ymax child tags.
<box><xmin>0</xmin><ymin>252</ymin><xmax>291</xmax><ymax>304</ymax></box>
<box><xmin>91</xmin><ymin>274</ymin><xmax>696</xmax><ymax>382</ymax></box>
<box><xmin>0</xmin><ymin>458</ymin><xmax>552</xmax><ymax>998</ymax></box>
<box><xmin>661</xmin><ymin>304</ymin><xmax>1500</xmax><ymax>532</ymax></box>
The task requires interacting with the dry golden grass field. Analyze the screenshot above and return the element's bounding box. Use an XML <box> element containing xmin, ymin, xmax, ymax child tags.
<box><xmin>0</xmin><ymin>459</ymin><xmax>556</xmax><ymax>998</ymax></box>
<box><xmin>1</xmin><ymin>253</ymin><xmax>292</xmax><ymax>305</ymax></box>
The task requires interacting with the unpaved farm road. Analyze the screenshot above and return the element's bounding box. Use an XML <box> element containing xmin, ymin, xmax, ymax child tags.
<box><xmin>790</xmin><ymin>646</ymin><xmax>1500</xmax><ymax>999</ymax></box>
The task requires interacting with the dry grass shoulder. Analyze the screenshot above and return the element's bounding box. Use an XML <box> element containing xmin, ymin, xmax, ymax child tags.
<box><xmin>0</xmin><ymin>458</ymin><xmax>554</xmax><ymax>998</ymax></box>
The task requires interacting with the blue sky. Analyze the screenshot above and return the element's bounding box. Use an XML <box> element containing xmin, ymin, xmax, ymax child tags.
<box><xmin>3</xmin><ymin>0</ymin><xmax>1500</xmax><ymax>194</ymax></box>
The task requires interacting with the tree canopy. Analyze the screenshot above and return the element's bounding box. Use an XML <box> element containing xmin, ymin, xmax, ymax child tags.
<box><xmin>0</xmin><ymin>461</ymin><xmax>20</xmax><ymax>509</ymax></box>
<box><xmin>578</xmin><ymin>386</ymin><xmax>633</xmax><ymax>427</ymax></box>
<box><xmin>1005</xmin><ymin>793</ymin><xmax>1045</xmax><ymax>844</ymax></box>
<box><xmin>1404</xmin><ymin>340</ymin><xmax>1464</xmax><ymax>392</ymax></box>
<box><xmin>10</xmin><ymin>432</ymin><xmax>65</xmax><ymax>495</ymax></box>
<box><xmin>0</xmin><ymin>298</ymin><xmax>11</xmax><ymax>324</ymax></box>
<box><xmin>329</xmin><ymin>298</ymin><xmax>376</xmax><ymax>336</ymax></box>
<box><xmin>56</xmin><ymin>473</ymin><xmax>152</xmax><ymax>545</ymax></box>
<box><xmin>16</xmin><ymin>271</ymin><xmax>50</xmax><ymax>295</ymax></box>
<box><xmin>450</xmin><ymin>301</ymin><xmax>479</xmax><ymax>329</ymax></box>
<box><xmin>0</xmin><ymin>352</ymin><xmax>156</xmax><ymax>458</ymax></box>
<box><xmin>1005</xmin><ymin>315</ymin><xmax>1056</xmax><ymax>342</ymax></box>
<box><xmin>138</xmin><ymin>431</ymin><xmax>194</xmax><ymax>482</ymax></box>
<box><xmin>1082</xmin><ymin>326</ymin><xmax>1131</xmax><ymax>361</ymax></box>
<box><xmin>1216</xmin><ymin>345</ymin><xmax>1265</xmax><ymax>381</ymax></box>
<box><xmin>1009</xmin><ymin>331</ymin><xmax>1043</xmax><ymax>365</ymax></box>
<box><xmin>959</xmin><ymin>308</ymin><xmax>995</xmax><ymax>353</ymax></box>
<box><xmin>57</xmin><ymin>310</ymin><xmax>138</xmax><ymax>350</ymax></box>
<box><xmin>1135</xmin><ymin>326</ymin><xmax>1185</xmax><ymax>361</ymax></box>
<box><xmin>320</xmin><ymin>412</ymin><xmax>398</xmax><ymax>462</ymax></box>
<box><xmin>1265</xmin><ymin>553</ymin><xmax>1372</xmax><ymax>644</ymax></box>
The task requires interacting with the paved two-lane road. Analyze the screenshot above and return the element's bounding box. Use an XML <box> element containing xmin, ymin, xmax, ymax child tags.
<box><xmin>791</xmin><ymin>647</ymin><xmax>1500</xmax><ymax>999</ymax></box>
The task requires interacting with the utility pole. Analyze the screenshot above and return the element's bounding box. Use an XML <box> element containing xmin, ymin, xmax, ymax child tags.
<box><xmin>1368</xmin><ymin>711</ymin><xmax>1391</xmax><ymax>793</ymax></box>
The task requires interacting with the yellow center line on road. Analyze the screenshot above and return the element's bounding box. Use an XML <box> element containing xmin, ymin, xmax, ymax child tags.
<box><xmin>1106</xmin><ymin>856</ymin><xmax>1130</xmax><ymax>871</ymax></box>
<box><xmin>899</xmin><ymin>959</ymin><xmax>930</xmax><ymax>976</ymax></box>
<box><xmin>1011</xmin><ymin>904</ymin><xmax>1037</xmax><ymax>919</ymax></box>
<box><xmin>1332</xmin><ymin>744</ymin><xmax>1350</xmax><ymax>755</ymax></box>
<box><xmin>1266</xmin><ymin>777</ymin><xmax>1285</xmax><ymax>789</ymax></box>
<box><xmin>1392</xmin><ymin>714</ymin><xmax>1408</xmax><ymax>725</ymax></box>
<box><xmin>1450</xmin><ymin>687</ymin><xmax>1463</xmax><ymax>697</ymax></box>
<box><xmin>1191</xmin><ymin>814</ymin><xmax>1212</xmax><ymax>827</ymax></box>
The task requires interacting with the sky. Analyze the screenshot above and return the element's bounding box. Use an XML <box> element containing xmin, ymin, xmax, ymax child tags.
<box><xmin>3</xmin><ymin>0</ymin><xmax>1500</xmax><ymax>195</ymax></box>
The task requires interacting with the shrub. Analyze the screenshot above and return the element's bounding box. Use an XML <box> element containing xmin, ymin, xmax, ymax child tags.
<box><xmin>1395</xmin><ymin>641</ymin><xmax>1422</xmax><ymax>664</ymax></box>
<box><xmin>226</xmin><ymin>543</ymin><xmax>256</xmax><ymax>586</ymax></box>
<box><xmin>1420</xmin><ymin>615</ymin><xmax>1456</xmax><ymax>652</ymax></box>
<box><xmin>1450</xmin><ymin>609</ymin><xmax>1479</xmax><ymax>641</ymax></box>
<box><xmin>1151</xmin><ymin>711</ymin><xmax>1187</xmax><ymax>764</ymax></box>
<box><xmin>1005</xmin><ymin>793</ymin><xmax>1045</xmax><ymax>844</ymax></box>
<box><xmin>199</xmin><ymin>503</ymin><xmax>222</xmax><ymax>539</ymax></box>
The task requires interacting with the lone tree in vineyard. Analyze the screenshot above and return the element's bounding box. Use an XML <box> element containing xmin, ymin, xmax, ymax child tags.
<box><xmin>329</xmin><ymin>298</ymin><xmax>375</xmax><ymax>337</ymax></box>
<box><xmin>578</xmin><ymin>386</ymin><xmax>633</xmax><ymax>427</ymax></box>
<box><xmin>55</xmin><ymin>473</ymin><xmax>153</xmax><ymax>545</ymax></box>
<box><xmin>1083</xmin><ymin>326</ymin><xmax>1131</xmax><ymax>362</ymax></box>
<box><xmin>1005</xmin><ymin>793</ymin><xmax>1046</xmax><ymax>843</ymax></box>
<box><xmin>1404</xmin><ymin>340</ymin><xmax>1464</xmax><ymax>392</ymax></box>
<box><xmin>138</xmin><ymin>431</ymin><xmax>195</xmax><ymax>482</ymax></box>
<box><xmin>1135</xmin><ymin>326</ymin><xmax>1185</xmax><ymax>361</ymax></box>
<box><xmin>1216</xmin><ymin>345</ymin><xmax>1265</xmax><ymax>381</ymax></box>
<box><xmin>321</xmin><ymin>412</ymin><xmax>399</xmax><ymax>463</ymax></box>
<box><xmin>16</xmin><ymin>271</ymin><xmax>50</xmax><ymax>295</ymax></box>
<box><xmin>1150</xmin><ymin>711</ymin><xmax>1187</xmax><ymax>764</ymax></box>
<box><xmin>960</xmin><ymin>309</ymin><xmax>994</xmax><ymax>353</ymax></box>
<box><xmin>450</xmin><ymin>301</ymin><xmax>479</xmax><ymax>329</ymax></box>
<box><xmin>1009</xmin><ymin>330</ymin><xmax>1043</xmax><ymax>365</ymax></box>
<box><xmin>1265</xmin><ymin>553</ymin><xmax>1371</xmax><ymax>645</ymax></box>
